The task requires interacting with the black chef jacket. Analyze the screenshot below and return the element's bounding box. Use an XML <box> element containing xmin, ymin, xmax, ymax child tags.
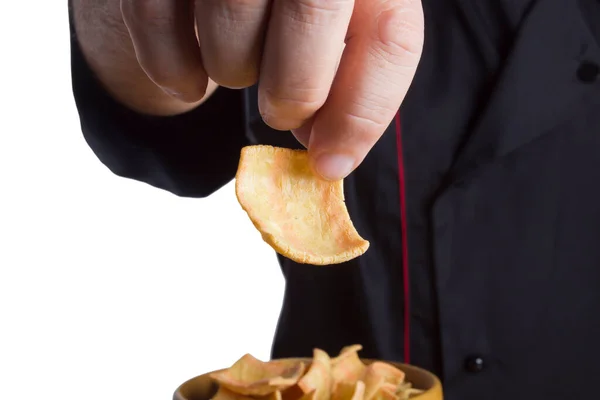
<box><xmin>69</xmin><ymin>1</ymin><xmax>600</xmax><ymax>399</ymax></box>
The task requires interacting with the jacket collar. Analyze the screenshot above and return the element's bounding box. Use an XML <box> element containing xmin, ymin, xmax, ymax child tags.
<box><xmin>448</xmin><ymin>0</ymin><xmax>600</xmax><ymax>184</ymax></box>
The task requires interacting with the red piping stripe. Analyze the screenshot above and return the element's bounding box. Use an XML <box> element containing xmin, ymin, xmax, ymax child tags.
<box><xmin>394</xmin><ymin>110</ymin><xmax>411</xmax><ymax>364</ymax></box>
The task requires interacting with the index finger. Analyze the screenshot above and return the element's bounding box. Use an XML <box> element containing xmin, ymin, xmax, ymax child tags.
<box><xmin>306</xmin><ymin>0</ymin><xmax>424</xmax><ymax>180</ymax></box>
<box><xmin>258</xmin><ymin>0</ymin><xmax>354</xmax><ymax>131</ymax></box>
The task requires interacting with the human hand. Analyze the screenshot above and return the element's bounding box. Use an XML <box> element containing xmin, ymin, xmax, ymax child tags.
<box><xmin>120</xmin><ymin>0</ymin><xmax>424</xmax><ymax>179</ymax></box>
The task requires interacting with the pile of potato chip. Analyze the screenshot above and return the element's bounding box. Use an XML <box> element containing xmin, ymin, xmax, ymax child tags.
<box><xmin>209</xmin><ymin>345</ymin><xmax>423</xmax><ymax>400</ymax></box>
<box><xmin>235</xmin><ymin>145</ymin><xmax>370</xmax><ymax>266</ymax></box>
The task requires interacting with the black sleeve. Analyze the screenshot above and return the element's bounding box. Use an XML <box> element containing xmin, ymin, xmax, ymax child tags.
<box><xmin>68</xmin><ymin>4</ymin><xmax>249</xmax><ymax>198</ymax></box>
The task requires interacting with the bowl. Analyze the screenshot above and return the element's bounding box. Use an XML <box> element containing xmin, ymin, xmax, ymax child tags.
<box><xmin>173</xmin><ymin>358</ymin><xmax>443</xmax><ymax>400</ymax></box>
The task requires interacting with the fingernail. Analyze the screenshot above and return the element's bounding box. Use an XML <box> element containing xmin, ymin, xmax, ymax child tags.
<box><xmin>314</xmin><ymin>153</ymin><xmax>355</xmax><ymax>180</ymax></box>
<box><xmin>161</xmin><ymin>87</ymin><xmax>185</xmax><ymax>100</ymax></box>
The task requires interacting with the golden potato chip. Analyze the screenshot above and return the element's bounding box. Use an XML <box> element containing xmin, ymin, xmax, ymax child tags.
<box><xmin>375</xmin><ymin>386</ymin><xmax>398</xmax><ymax>400</ymax></box>
<box><xmin>210</xmin><ymin>346</ymin><xmax>424</xmax><ymax>400</ymax></box>
<box><xmin>335</xmin><ymin>345</ymin><xmax>364</xmax><ymax>358</ymax></box>
<box><xmin>361</xmin><ymin>365</ymin><xmax>386</xmax><ymax>400</ymax></box>
<box><xmin>364</xmin><ymin>383</ymin><xmax>400</xmax><ymax>400</ymax></box>
<box><xmin>331</xmin><ymin>345</ymin><xmax>366</xmax><ymax>385</ymax></box>
<box><xmin>235</xmin><ymin>145</ymin><xmax>369</xmax><ymax>265</ymax></box>
<box><xmin>395</xmin><ymin>383</ymin><xmax>423</xmax><ymax>400</ymax></box>
<box><xmin>297</xmin><ymin>349</ymin><xmax>332</xmax><ymax>400</ymax></box>
<box><xmin>366</xmin><ymin>362</ymin><xmax>405</xmax><ymax>387</ymax></box>
<box><xmin>210</xmin><ymin>354</ymin><xmax>305</xmax><ymax>396</ymax></box>
<box><xmin>361</xmin><ymin>362</ymin><xmax>407</xmax><ymax>400</ymax></box>
<box><xmin>380</xmin><ymin>383</ymin><xmax>398</xmax><ymax>394</ymax></box>
<box><xmin>332</xmin><ymin>380</ymin><xmax>366</xmax><ymax>400</ymax></box>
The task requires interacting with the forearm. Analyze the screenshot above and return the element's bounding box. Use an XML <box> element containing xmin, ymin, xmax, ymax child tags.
<box><xmin>71</xmin><ymin>0</ymin><xmax>217</xmax><ymax>116</ymax></box>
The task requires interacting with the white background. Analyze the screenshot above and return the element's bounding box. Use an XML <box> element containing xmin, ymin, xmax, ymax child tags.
<box><xmin>0</xmin><ymin>2</ymin><xmax>283</xmax><ymax>400</ymax></box>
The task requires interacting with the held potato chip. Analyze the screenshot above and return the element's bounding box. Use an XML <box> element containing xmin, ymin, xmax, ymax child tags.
<box><xmin>235</xmin><ymin>145</ymin><xmax>369</xmax><ymax>265</ymax></box>
<box><xmin>210</xmin><ymin>354</ymin><xmax>305</xmax><ymax>396</ymax></box>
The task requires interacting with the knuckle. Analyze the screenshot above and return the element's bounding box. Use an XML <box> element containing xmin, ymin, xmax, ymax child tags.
<box><xmin>121</xmin><ymin>0</ymin><xmax>174</xmax><ymax>28</ymax></box>
<box><xmin>375</xmin><ymin>0</ymin><xmax>424</xmax><ymax>57</ymax></box>
<box><xmin>202</xmin><ymin>50</ymin><xmax>261</xmax><ymax>89</ymax></box>
<box><xmin>283</xmin><ymin>0</ymin><xmax>354</xmax><ymax>25</ymax></box>
<box><xmin>264</xmin><ymin>87</ymin><xmax>326</xmax><ymax>115</ymax></box>
<box><xmin>217</xmin><ymin>0</ymin><xmax>267</xmax><ymax>10</ymax></box>
<box><xmin>259</xmin><ymin>88</ymin><xmax>325</xmax><ymax>130</ymax></box>
<box><xmin>293</xmin><ymin>0</ymin><xmax>353</xmax><ymax>12</ymax></box>
<box><xmin>203</xmin><ymin>0</ymin><xmax>270</xmax><ymax>21</ymax></box>
<box><xmin>345</xmin><ymin>97</ymin><xmax>392</xmax><ymax>131</ymax></box>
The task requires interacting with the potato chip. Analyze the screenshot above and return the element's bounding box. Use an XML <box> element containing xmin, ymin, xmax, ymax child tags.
<box><xmin>380</xmin><ymin>383</ymin><xmax>398</xmax><ymax>394</ymax></box>
<box><xmin>210</xmin><ymin>354</ymin><xmax>305</xmax><ymax>396</ymax></box>
<box><xmin>209</xmin><ymin>346</ymin><xmax>424</xmax><ymax>400</ymax></box>
<box><xmin>364</xmin><ymin>381</ymin><xmax>403</xmax><ymax>400</ymax></box>
<box><xmin>366</xmin><ymin>362</ymin><xmax>405</xmax><ymax>387</ymax></box>
<box><xmin>331</xmin><ymin>345</ymin><xmax>366</xmax><ymax>385</ymax></box>
<box><xmin>332</xmin><ymin>380</ymin><xmax>366</xmax><ymax>400</ymax></box>
<box><xmin>297</xmin><ymin>349</ymin><xmax>332</xmax><ymax>400</ymax></box>
<box><xmin>361</xmin><ymin>364</ymin><xmax>386</xmax><ymax>400</ymax></box>
<box><xmin>375</xmin><ymin>386</ymin><xmax>398</xmax><ymax>400</ymax></box>
<box><xmin>333</xmin><ymin>345</ymin><xmax>364</xmax><ymax>363</ymax></box>
<box><xmin>395</xmin><ymin>383</ymin><xmax>423</xmax><ymax>400</ymax></box>
<box><xmin>361</xmin><ymin>361</ymin><xmax>410</xmax><ymax>400</ymax></box>
<box><xmin>235</xmin><ymin>145</ymin><xmax>370</xmax><ymax>265</ymax></box>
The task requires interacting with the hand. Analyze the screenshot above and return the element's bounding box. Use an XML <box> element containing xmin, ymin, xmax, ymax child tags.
<box><xmin>120</xmin><ymin>0</ymin><xmax>424</xmax><ymax>180</ymax></box>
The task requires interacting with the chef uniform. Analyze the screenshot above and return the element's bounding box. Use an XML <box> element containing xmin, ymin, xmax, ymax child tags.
<box><xmin>69</xmin><ymin>1</ymin><xmax>600</xmax><ymax>398</ymax></box>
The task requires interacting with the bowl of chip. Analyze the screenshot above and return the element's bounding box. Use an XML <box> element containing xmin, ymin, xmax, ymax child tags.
<box><xmin>173</xmin><ymin>345</ymin><xmax>443</xmax><ymax>400</ymax></box>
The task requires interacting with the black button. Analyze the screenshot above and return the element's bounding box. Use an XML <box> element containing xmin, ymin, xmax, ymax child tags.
<box><xmin>464</xmin><ymin>356</ymin><xmax>485</xmax><ymax>373</ymax></box>
<box><xmin>577</xmin><ymin>61</ymin><xmax>599</xmax><ymax>83</ymax></box>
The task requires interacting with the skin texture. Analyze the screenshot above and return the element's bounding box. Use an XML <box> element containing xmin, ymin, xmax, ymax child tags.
<box><xmin>73</xmin><ymin>0</ymin><xmax>424</xmax><ymax>180</ymax></box>
<box><xmin>73</xmin><ymin>0</ymin><xmax>219</xmax><ymax>115</ymax></box>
